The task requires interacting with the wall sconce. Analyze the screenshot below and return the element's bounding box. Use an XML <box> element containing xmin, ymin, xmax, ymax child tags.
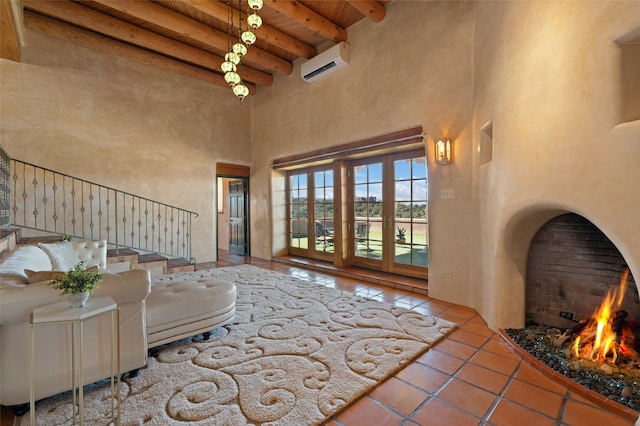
<box><xmin>434</xmin><ymin>138</ymin><xmax>452</xmax><ymax>164</ymax></box>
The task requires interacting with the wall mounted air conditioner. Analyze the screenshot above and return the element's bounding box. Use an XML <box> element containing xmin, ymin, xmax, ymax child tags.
<box><xmin>301</xmin><ymin>42</ymin><xmax>349</xmax><ymax>83</ymax></box>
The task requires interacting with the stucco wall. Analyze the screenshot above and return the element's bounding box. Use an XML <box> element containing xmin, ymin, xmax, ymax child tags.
<box><xmin>3</xmin><ymin>1</ymin><xmax>639</xmax><ymax>332</ymax></box>
<box><xmin>251</xmin><ymin>1</ymin><xmax>476</xmax><ymax>305</ymax></box>
<box><xmin>0</xmin><ymin>29</ymin><xmax>252</xmax><ymax>262</ymax></box>
<box><xmin>471</xmin><ymin>1</ymin><xmax>640</xmax><ymax>330</ymax></box>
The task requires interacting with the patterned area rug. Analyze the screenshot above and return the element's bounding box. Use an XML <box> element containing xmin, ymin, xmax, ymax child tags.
<box><xmin>20</xmin><ymin>264</ymin><xmax>456</xmax><ymax>425</ymax></box>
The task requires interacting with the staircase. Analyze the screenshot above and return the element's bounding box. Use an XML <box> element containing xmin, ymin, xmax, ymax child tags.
<box><xmin>1</xmin><ymin>228</ymin><xmax>195</xmax><ymax>275</ymax></box>
<box><xmin>0</xmin><ymin>146</ymin><xmax>198</xmax><ymax>274</ymax></box>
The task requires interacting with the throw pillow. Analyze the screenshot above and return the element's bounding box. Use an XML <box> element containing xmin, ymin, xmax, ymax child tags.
<box><xmin>24</xmin><ymin>269</ymin><xmax>66</xmax><ymax>284</ymax></box>
<box><xmin>38</xmin><ymin>241</ymin><xmax>81</xmax><ymax>272</ymax></box>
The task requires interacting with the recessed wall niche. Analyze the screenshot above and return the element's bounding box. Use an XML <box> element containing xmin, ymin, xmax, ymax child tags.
<box><xmin>618</xmin><ymin>31</ymin><xmax>640</xmax><ymax>123</ymax></box>
<box><xmin>480</xmin><ymin>120</ymin><xmax>493</xmax><ymax>165</ymax></box>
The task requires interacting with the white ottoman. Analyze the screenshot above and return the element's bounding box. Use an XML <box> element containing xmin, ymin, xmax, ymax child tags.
<box><xmin>145</xmin><ymin>277</ymin><xmax>236</xmax><ymax>349</ymax></box>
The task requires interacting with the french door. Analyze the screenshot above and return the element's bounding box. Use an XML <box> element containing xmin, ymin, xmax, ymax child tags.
<box><xmin>350</xmin><ymin>149</ymin><xmax>428</xmax><ymax>277</ymax></box>
<box><xmin>288</xmin><ymin>166</ymin><xmax>334</xmax><ymax>260</ymax></box>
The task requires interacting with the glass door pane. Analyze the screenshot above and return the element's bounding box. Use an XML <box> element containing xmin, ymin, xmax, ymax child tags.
<box><xmin>288</xmin><ymin>172</ymin><xmax>308</xmax><ymax>251</ymax></box>
<box><xmin>393</xmin><ymin>156</ymin><xmax>429</xmax><ymax>269</ymax></box>
<box><xmin>313</xmin><ymin>169</ymin><xmax>335</xmax><ymax>256</ymax></box>
<box><xmin>287</xmin><ymin>167</ymin><xmax>335</xmax><ymax>260</ymax></box>
<box><xmin>353</xmin><ymin>162</ymin><xmax>384</xmax><ymax>263</ymax></box>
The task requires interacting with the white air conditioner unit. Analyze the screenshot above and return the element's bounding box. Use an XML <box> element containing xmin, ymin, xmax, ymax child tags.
<box><xmin>301</xmin><ymin>42</ymin><xmax>349</xmax><ymax>83</ymax></box>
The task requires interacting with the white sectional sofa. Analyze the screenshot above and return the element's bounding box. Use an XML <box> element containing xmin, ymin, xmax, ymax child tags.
<box><xmin>0</xmin><ymin>240</ymin><xmax>151</xmax><ymax>408</ymax></box>
<box><xmin>0</xmin><ymin>238</ymin><xmax>237</xmax><ymax>411</ymax></box>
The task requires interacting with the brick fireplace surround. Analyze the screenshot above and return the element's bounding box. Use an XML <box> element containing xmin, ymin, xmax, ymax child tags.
<box><xmin>507</xmin><ymin>212</ymin><xmax>640</xmax><ymax>420</ymax></box>
<box><xmin>526</xmin><ymin>213</ymin><xmax>639</xmax><ymax>330</ymax></box>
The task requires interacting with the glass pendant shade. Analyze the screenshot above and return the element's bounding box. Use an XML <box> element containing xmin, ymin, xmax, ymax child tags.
<box><xmin>241</xmin><ymin>30</ymin><xmax>256</xmax><ymax>45</ymax></box>
<box><xmin>221</xmin><ymin>61</ymin><xmax>236</xmax><ymax>73</ymax></box>
<box><xmin>247</xmin><ymin>13</ymin><xmax>262</xmax><ymax>29</ymax></box>
<box><xmin>224</xmin><ymin>71</ymin><xmax>241</xmax><ymax>86</ymax></box>
<box><xmin>248</xmin><ymin>0</ymin><xmax>263</xmax><ymax>11</ymax></box>
<box><xmin>224</xmin><ymin>52</ymin><xmax>240</xmax><ymax>65</ymax></box>
<box><xmin>233</xmin><ymin>42</ymin><xmax>248</xmax><ymax>57</ymax></box>
<box><xmin>233</xmin><ymin>83</ymin><xmax>249</xmax><ymax>99</ymax></box>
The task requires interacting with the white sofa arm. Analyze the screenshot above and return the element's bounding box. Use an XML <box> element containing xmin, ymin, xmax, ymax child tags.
<box><xmin>0</xmin><ymin>269</ymin><xmax>151</xmax><ymax>325</ymax></box>
<box><xmin>93</xmin><ymin>269</ymin><xmax>151</xmax><ymax>305</ymax></box>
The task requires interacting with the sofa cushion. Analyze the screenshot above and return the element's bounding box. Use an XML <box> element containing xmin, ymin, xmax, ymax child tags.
<box><xmin>146</xmin><ymin>278</ymin><xmax>236</xmax><ymax>333</ymax></box>
<box><xmin>0</xmin><ymin>246</ymin><xmax>53</xmax><ymax>286</ymax></box>
<box><xmin>71</xmin><ymin>239</ymin><xmax>108</xmax><ymax>270</ymax></box>
<box><xmin>24</xmin><ymin>270</ymin><xmax>66</xmax><ymax>283</ymax></box>
<box><xmin>38</xmin><ymin>241</ymin><xmax>81</xmax><ymax>271</ymax></box>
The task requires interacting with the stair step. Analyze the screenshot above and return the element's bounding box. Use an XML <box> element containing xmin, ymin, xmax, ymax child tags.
<box><xmin>136</xmin><ymin>253</ymin><xmax>193</xmax><ymax>274</ymax></box>
<box><xmin>18</xmin><ymin>235</ymin><xmax>62</xmax><ymax>245</ymax></box>
<box><xmin>138</xmin><ymin>253</ymin><xmax>168</xmax><ymax>264</ymax></box>
<box><xmin>2</xmin><ymin>230</ymin><xmax>194</xmax><ymax>275</ymax></box>
<box><xmin>166</xmin><ymin>258</ymin><xmax>196</xmax><ymax>273</ymax></box>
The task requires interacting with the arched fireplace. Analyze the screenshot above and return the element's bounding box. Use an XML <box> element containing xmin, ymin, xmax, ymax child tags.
<box><xmin>501</xmin><ymin>213</ymin><xmax>640</xmax><ymax>418</ymax></box>
<box><xmin>526</xmin><ymin>213</ymin><xmax>639</xmax><ymax>329</ymax></box>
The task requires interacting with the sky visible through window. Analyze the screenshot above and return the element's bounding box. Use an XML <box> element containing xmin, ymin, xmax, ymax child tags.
<box><xmin>354</xmin><ymin>157</ymin><xmax>427</xmax><ymax>202</ymax></box>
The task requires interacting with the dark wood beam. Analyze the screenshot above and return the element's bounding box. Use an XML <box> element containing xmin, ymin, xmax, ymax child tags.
<box><xmin>1</xmin><ymin>0</ymin><xmax>21</xmax><ymax>61</ymax></box>
<box><xmin>91</xmin><ymin>0</ymin><xmax>293</xmax><ymax>75</ymax></box>
<box><xmin>181</xmin><ymin>0</ymin><xmax>317</xmax><ymax>59</ymax></box>
<box><xmin>265</xmin><ymin>0</ymin><xmax>348</xmax><ymax>43</ymax></box>
<box><xmin>22</xmin><ymin>0</ymin><xmax>272</xmax><ymax>87</ymax></box>
<box><xmin>24</xmin><ymin>11</ymin><xmax>257</xmax><ymax>95</ymax></box>
<box><xmin>345</xmin><ymin>0</ymin><xmax>386</xmax><ymax>23</ymax></box>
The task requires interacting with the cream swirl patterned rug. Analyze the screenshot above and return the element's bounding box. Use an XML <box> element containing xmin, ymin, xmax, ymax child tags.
<box><xmin>20</xmin><ymin>264</ymin><xmax>455</xmax><ymax>426</ymax></box>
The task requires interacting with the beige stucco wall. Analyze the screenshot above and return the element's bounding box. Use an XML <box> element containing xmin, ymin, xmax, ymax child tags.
<box><xmin>470</xmin><ymin>1</ymin><xmax>640</xmax><ymax>330</ymax></box>
<box><xmin>3</xmin><ymin>1</ymin><xmax>639</xmax><ymax>331</ymax></box>
<box><xmin>251</xmin><ymin>1</ymin><xmax>476</xmax><ymax>304</ymax></box>
<box><xmin>252</xmin><ymin>0</ymin><xmax>640</xmax><ymax>331</ymax></box>
<box><xmin>1</xmin><ymin>29</ymin><xmax>252</xmax><ymax>262</ymax></box>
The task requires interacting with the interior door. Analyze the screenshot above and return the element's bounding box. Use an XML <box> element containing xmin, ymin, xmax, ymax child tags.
<box><xmin>228</xmin><ymin>179</ymin><xmax>247</xmax><ymax>255</ymax></box>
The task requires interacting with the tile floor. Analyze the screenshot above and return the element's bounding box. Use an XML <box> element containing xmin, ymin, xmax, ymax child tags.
<box><xmin>2</xmin><ymin>252</ymin><xmax>637</xmax><ymax>426</ymax></box>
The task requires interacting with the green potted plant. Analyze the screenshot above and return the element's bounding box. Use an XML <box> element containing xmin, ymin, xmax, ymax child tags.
<box><xmin>48</xmin><ymin>263</ymin><xmax>103</xmax><ymax>308</ymax></box>
<box><xmin>396</xmin><ymin>227</ymin><xmax>407</xmax><ymax>243</ymax></box>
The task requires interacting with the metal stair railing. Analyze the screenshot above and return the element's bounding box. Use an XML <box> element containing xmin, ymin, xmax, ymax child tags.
<box><xmin>1</xmin><ymin>151</ymin><xmax>198</xmax><ymax>263</ymax></box>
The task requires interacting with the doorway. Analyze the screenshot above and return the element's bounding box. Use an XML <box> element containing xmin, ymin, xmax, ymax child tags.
<box><xmin>287</xmin><ymin>166</ymin><xmax>335</xmax><ymax>261</ymax></box>
<box><xmin>350</xmin><ymin>149</ymin><xmax>428</xmax><ymax>277</ymax></box>
<box><xmin>216</xmin><ymin>163</ymin><xmax>250</xmax><ymax>257</ymax></box>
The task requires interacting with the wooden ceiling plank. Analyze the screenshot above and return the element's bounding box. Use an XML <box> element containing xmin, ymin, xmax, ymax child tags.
<box><xmin>265</xmin><ymin>0</ymin><xmax>348</xmax><ymax>43</ymax></box>
<box><xmin>345</xmin><ymin>0</ymin><xmax>385</xmax><ymax>23</ymax></box>
<box><xmin>24</xmin><ymin>11</ymin><xmax>256</xmax><ymax>95</ymax></box>
<box><xmin>0</xmin><ymin>0</ymin><xmax>21</xmax><ymax>61</ymax></box>
<box><xmin>181</xmin><ymin>0</ymin><xmax>317</xmax><ymax>59</ymax></box>
<box><xmin>23</xmin><ymin>0</ymin><xmax>272</xmax><ymax>87</ymax></box>
<box><xmin>91</xmin><ymin>0</ymin><xmax>293</xmax><ymax>75</ymax></box>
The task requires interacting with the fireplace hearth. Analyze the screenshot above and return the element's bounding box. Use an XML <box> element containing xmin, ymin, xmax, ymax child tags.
<box><xmin>504</xmin><ymin>325</ymin><xmax>640</xmax><ymax>413</ymax></box>
<box><xmin>509</xmin><ymin>212</ymin><xmax>640</xmax><ymax>419</ymax></box>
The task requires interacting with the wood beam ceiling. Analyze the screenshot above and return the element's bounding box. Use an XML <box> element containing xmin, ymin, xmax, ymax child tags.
<box><xmin>15</xmin><ymin>0</ymin><xmax>392</xmax><ymax>97</ymax></box>
<box><xmin>179</xmin><ymin>0</ymin><xmax>317</xmax><ymax>59</ymax></box>
<box><xmin>264</xmin><ymin>0</ymin><xmax>348</xmax><ymax>43</ymax></box>
<box><xmin>25</xmin><ymin>11</ymin><xmax>255</xmax><ymax>94</ymax></box>
<box><xmin>1</xmin><ymin>0</ymin><xmax>22</xmax><ymax>61</ymax></box>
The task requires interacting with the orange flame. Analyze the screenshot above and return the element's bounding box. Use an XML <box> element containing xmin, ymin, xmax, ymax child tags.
<box><xmin>572</xmin><ymin>269</ymin><xmax>629</xmax><ymax>363</ymax></box>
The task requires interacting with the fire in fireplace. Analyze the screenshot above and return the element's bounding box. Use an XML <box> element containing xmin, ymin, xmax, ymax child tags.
<box><xmin>505</xmin><ymin>214</ymin><xmax>640</xmax><ymax>415</ymax></box>
<box><xmin>571</xmin><ymin>269</ymin><xmax>637</xmax><ymax>364</ymax></box>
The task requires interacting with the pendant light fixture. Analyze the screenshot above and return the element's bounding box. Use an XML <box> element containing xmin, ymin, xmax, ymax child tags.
<box><xmin>221</xmin><ymin>0</ymin><xmax>263</xmax><ymax>102</ymax></box>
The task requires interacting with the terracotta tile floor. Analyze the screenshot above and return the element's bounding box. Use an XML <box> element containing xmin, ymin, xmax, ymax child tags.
<box><xmin>2</xmin><ymin>252</ymin><xmax>637</xmax><ymax>426</ymax></box>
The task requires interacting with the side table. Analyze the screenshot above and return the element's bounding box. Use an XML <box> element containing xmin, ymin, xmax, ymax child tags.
<box><xmin>30</xmin><ymin>296</ymin><xmax>121</xmax><ymax>425</ymax></box>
